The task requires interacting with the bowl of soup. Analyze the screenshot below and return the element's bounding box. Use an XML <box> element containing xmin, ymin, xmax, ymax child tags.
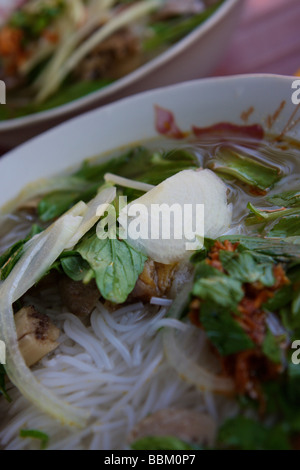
<box><xmin>1</xmin><ymin>74</ymin><xmax>300</xmax><ymax>450</ymax></box>
<box><xmin>0</xmin><ymin>0</ymin><xmax>244</xmax><ymax>147</ymax></box>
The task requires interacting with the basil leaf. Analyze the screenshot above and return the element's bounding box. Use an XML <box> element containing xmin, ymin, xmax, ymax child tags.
<box><xmin>199</xmin><ymin>302</ymin><xmax>254</xmax><ymax>356</ymax></box>
<box><xmin>131</xmin><ymin>436</ymin><xmax>198</xmax><ymax>451</ymax></box>
<box><xmin>60</xmin><ymin>255</ymin><xmax>91</xmax><ymax>282</ymax></box>
<box><xmin>209</xmin><ymin>147</ymin><xmax>281</xmax><ymax>191</ymax></box>
<box><xmin>77</xmin><ymin>234</ymin><xmax>147</xmax><ymax>304</ymax></box>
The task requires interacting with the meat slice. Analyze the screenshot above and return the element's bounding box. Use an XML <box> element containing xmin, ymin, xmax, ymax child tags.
<box><xmin>15</xmin><ymin>306</ymin><xmax>60</xmax><ymax>367</ymax></box>
<box><xmin>130</xmin><ymin>260</ymin><xmax>178</xmax><ymax>302</ymax></box>
<box><xmin>128</xmin><ymin>408</ymin><xmax>216</xmax><ymax>447</ymax></box>
<box><xmin>59</xmin><ymin>277</ymin><xmax>100</xmax><ymax>317</ymax></box>
<box><xmin>74</xmin><ymin>28</ymin><xmax>141</xmax><ymax>81</ymax></box>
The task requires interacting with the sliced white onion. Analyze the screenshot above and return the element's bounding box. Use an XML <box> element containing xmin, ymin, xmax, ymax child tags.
<box><xmin>163</xmin><ymin>282</ymin><xmax>234</xmax><ymax>394</ymax></box>
<box><xmin>104</xmin><ymin>173</ymin><xmax>154</xmax><ymax>192</ymax></box>
<box><xmin>65</xmin><ymin>186</ymin><xmax>116</xmax><ymax>249</ymax></box>
<box><xmin>118</xmin><ymin>169</ymin><xmax>232</xmax><ymax>264</ymax></box>
<box><xmin>0</xmin><ymin>204</ymin><xmax>90</xmax><ymax>427</ymax></box>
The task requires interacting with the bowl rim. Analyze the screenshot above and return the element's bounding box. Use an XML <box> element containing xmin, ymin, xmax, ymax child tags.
<box><xmin>0</xmin><ymin>72</ymin><xmax>296</xmax><ymax>159</ymax></box>
<box><xmin>0</xmin><ymin>0</ymin><xmax>241</xmax><ymax>131</ymax></box>
<box><xmin>0</xmin><ymin>73</ymin><xmax>297</xmax><ymax>211</ymax></box>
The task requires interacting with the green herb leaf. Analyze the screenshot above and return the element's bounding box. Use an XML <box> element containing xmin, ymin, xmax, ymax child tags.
<box><xmin>77</xmin><ymin>234</ymin><xmax>147</xmax><ymax>304</ymax></box>
<box><xmin>267</xmin><ymin>216</ymin><xmax>300</xmax><ymax>238</ymax></box>
<box><xmin>19</xmin><ymin>429</ymin><xmax>49</xmax><ymax>450</ymax></box>
<box><xmin>217</xmin><ymin>235</ymin><xmax>300</xmax><ymax>260</ymax></box>
<box><xmin>219</xmin><ymin>250</ymin><xmax>275</xmax><ymax>287</ymax></box>
<box><xmin>143</xmin><ymin>1</ymin><xmax>223</xmax><ymax>52</ymax></box>
<box><xmin>209</xmin><ymin>147</ymin><xmax>281</xmax><ymax>191</ymax></box>
<box><xmin>131</xmin><ymin>435</ymin><xmax>198</xmax><ymax>450</ymax></box>
<box><xmin>246</xmin><ymin>203</ymin><xmax>300</xmax><ymax>227</ymax></box>
<box><xmin>60</xmin><ymin>255</ymin><xmax>91</xmax><ymax>282</ymax></box>
<box><xmin>199</xmin><ymin>302</ymin><xmax>254</xmax><ymax>356</ymax></box>
<box><xmin>218</xmin><ymin>416</ymin><xmax>290</xmax><ymax>450</ymax></box>
<box><xmin>267</xmin><ymin>189</ymin><xmax>300</xmax><ymax>207</ymax></box>
<box><xmin>192</xmin><ymin>263</ymin><xmax>243</xmax><ymax>310</ymax></box>
<box><xmin>0</xmin><ymin>225</ymin><xmax>43</xmax><ymax>280</ymax></box>
<box><xmin>262</xmin><ymin>328</ymin><xmax>282</xmax><ymax>364</ymax></box>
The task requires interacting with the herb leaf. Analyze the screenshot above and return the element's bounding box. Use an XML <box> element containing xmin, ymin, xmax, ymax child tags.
<box><xmin>267</xmin><ymin>189</ymin><xmax>300</xmax><ymax>207</ymax></box>
<box><xmin>19</xmin><ymin>429</ymin><xmax>49</xmax><ymax>450</ymax></box>
<box><xmin>268</xmin><ymin>216</ymin><xmax>300</xmax><ymax>238</ymax></box>
<box><xmin>218</xmin><ymin>416</ymin><xmax>290</xmax><ymax>450</ymax></box>
<box><xmin>219</xmin><ymin>250</ymin><xmax>275</xmax><ymax>287</ymax></box>
<box><xmin>199</xmin><ymin>302</ymin><xmax>254</xmax><ymax>356</ymax></box>
<box><xmin>209</xmin><ymin>147</ymin><xmax>281</xmax><ymax>191</ymax></box>
<box><xmin>262</xmin><ymin>328</ymin><xmax>282</xmax><ymax>364</ymax></box>
<box><xmin>77</xmin><ymin>234</ymin><xmax>147</xmax><ymax>304</ymax></box>
<box><xmin>0</xmin><ymin>225</ymin><xmax>43</xmax><ymax>280</ymax></box>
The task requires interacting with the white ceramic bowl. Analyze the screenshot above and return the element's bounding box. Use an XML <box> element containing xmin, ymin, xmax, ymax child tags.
<box><xmin>0</xmin><ymin>0</ymin><xmax>243</xmax><ymax>147</ymax></box>
<box><xmin>0</xmin><ymin>74</ymin><xmax>299</xmax><ymax>210</ymax></box>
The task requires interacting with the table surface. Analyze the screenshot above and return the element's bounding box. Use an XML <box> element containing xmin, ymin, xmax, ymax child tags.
<box><xmin>0</xmin><ymin>0</ymin><xmax>300</xmax><ymax>154</ymax></box>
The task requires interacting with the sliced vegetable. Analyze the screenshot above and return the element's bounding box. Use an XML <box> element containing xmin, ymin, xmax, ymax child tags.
<box><xmin>208</xmin><ymin>147</ymin><xmax>281</xmax><ymax>192</ymax></box>
<box><xmin>119</xmin><ymin>169</ymin><xmax>232</xmax><ymax>264</ymax></box>
<box><xmin>0</xmin><ymin>203</ymin><xmax>89</xmax><ymax>427</ymax></box>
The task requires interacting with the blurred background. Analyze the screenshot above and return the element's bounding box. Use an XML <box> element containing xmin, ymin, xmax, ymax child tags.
<box><xmin>213</xmin><ymin>0</ymin><xmax>300</xmax><ymax>77</ymax></box>
<box><xmin>0</xmin><ymin>0</ymin><xmax>299</xmax><ymax>155</ymax></box>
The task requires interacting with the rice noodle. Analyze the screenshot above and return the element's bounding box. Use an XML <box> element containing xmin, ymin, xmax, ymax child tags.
<box><xmin>0</xmin><ymin>294</ymin><xmax>235</xmax><ymax>450</ymax></box>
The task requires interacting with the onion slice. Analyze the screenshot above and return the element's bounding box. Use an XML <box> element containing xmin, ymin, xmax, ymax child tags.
<box><xmin>163</xmin><ymin>283</ymin><xmax>234</xmax><ymax>393</ymax></box>
<box><xmin>0</xmin><ymin>204</ymin><xmax>90</xmax><ymax>427</ymax></box>
<box><xmin>104</xmin><ymin>173</ymin><xmax>154</xmax><ymax>192</ymax></box>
